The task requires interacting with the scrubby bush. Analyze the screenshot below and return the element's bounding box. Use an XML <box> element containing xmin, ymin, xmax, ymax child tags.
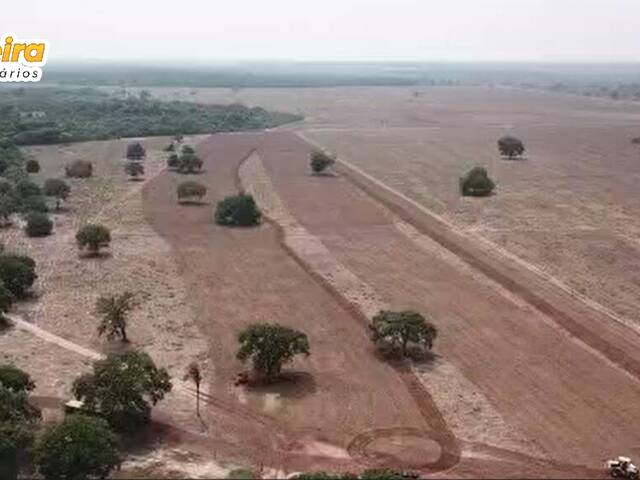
<box><xmin>177</xmin><ymin>153</ymin><xmax>203</xmax><ymax>174</ymax></box>
<box><xmin>25</xmin><ymin>212</ymin><xmax>53</xmax><ymax>237</ymax></box>
<box><xmin>15</xmin><ymin>180</ymin><xmax>41</xmax><ymax>199</ymax></box>
<box><xmin>497</xmin><ymin>135</ymin><xmax>525</xmax><ymax>159</ymax></box>
<box><xmin>310</xmin><ymin>149</ymin><xmax>335</xmax><ymax>174</ymax></box>
<box><xmin>65</xmin><ymin>160</ymin><xmax>93</xmax><ymax>178</ymax></box>
<box><xmin>370</xmin><ymin>310</ymin><xmax>437</xmax><ymax>357</ymax></box>
<box><xmin>0</xmin><ymin>254</ymin><xmax>37</xmax><ymax>298</ymax></box>
<box><xmin>43</xmin><ymin>178</ymin><xmax>70</xmax><ymax>210</ymax></box>
<box><xmin>34</xmin><ymin>415</ymin><xmax>120</xmax><ymax>480</ymax></box>
<box><xmin>459</xmin><ymin>166</ymin><xmax>495</xmax><ymax>197</ymax></box>
<box><xmin>167</xmin><ymin>153</ymin><xmax>180</xmax><ymax>169</ymax></box>
<box><xmin>76</xmin><ymin>224</ymin><xmax>111</xmax><ymax>256</ymax></box>
<box><xmin>177</xmin><ymin>181</ymin><xmax>207</xmax><ymax>203</ymax></box>
<box><xmin>25</xmin><ymin>159</ymin><xmax>40</xmax><ymax>174</ymax></box>
<box><xmin>215</xmin><ymin>193</ymin><xmax>261</xmax><ymax>227</ymax></box>
<box><xmin>125</xmin><ymin>142</ymin><xmax>145</xmax><ymax>160</ymax></box>
<box><xmin>124</xmin><ymin>161</ymin><xmax>144</xmax><ymax>180</ymax></box>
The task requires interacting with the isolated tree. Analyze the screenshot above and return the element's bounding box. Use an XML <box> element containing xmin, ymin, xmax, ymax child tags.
<box><xmin>0</xmin><ymin>254</ymin><xmax>37</xmax><ymax>298</ymax></box>
<box><xmin>185</xmin><ymin>362</ymin><xmax>202</xmax><ymax>417</ymax></box>
<box><xmin>15</xmin><ymin>180</ymin><xmax>41</xmax><ymax>200</ymax></box>
<box><xmin>43</xmin><ymin>178</ymin><xmax>70</xmax><ymax>210</ymax></box>
<box><xmin>76</xmin><ymin>224</ymin><xmax>111</xmax><ymax>256</ymax></box>
<box><xmin>126</xmin><ymin>142</ymin><xmax>146</xmax><ymax>160</ymax></box>
<box><xmin>310</xmin><ymin>150</ymin><xmax>335</xmax><ymax>174</ymax></box>
<box><xmin>181</xmin><ymin>144</ymin><xmax>195</xmax><ymax>155</ymax></box>
<box><xmin>124</xmin><ymin>161</ymin><xmax>144</xmax><ymax>180</ymax></box>
<box><xmin>370</xmin><ymin>310</ymin><xmax>437</xmax><ymax>357</ymax></box>
<box><xmin>65</xmin><ymin>160</ymin><xmax>93</xmax><ymax>178</ymax></box>
<box><xmin>34</xmin><ymin>415</ymin><xmax>120</xmax><ymax>480</ymax></box>
<box><xmin>177</xmin><ymin>181</ymin><xmax>207</xmax><ymax>204</ymax></box>
<box><xmin>0</xmin><ymin>365</ymin><xmax>35</xmax><ymax>393</ymax></box>
<box><xmin>96</xmin><ymin>291</ymin><xmax>136</xmax><ymax>342</ymax></box>
<box><xmin>177</xmin><ymin>153</ymin><xmax>203</xmax><ymax>174</ymax></box>
<box><xmin>72</xmin><ymin>351</ymin><xmax>172</xmax><ymax>430</ymax></box>
<box><xmin>237</xmin><ymin>323</ymin><xmax>310</xmax><ymax>383</ymax></box>
<box><xmin>459</xmin><ymin>166</ymin><xmax>495</xmax><ymax>197</ymax></box>
<box><xmin>497</xmin><ymin>135</ymin><xmax>525</xmax><ymax>160</ymax></box>
<box><xmin>215</xmin><ymin>193</ymin><xmax>261</xmax><ymax>227</ymax></box>
<box><xmin>25</xmin><ymin>212</ymin><xmax>53</xmax><ymax>237</ymax></box>
<box><xmin>25</xmin><ymin>159</ymin><xmax>40</xmax><ymax>174</ymax></box>
<box><xmin>167</xmin><ymin>153</ymin><xmax>180</xmax><ymax>169</ymax></box>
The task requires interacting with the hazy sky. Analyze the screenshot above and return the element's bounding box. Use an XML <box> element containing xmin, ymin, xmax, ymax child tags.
<box><xmin>6</xmin><ymin>0</ymin><xmax>640</xmax><ymax>62</ymax></box>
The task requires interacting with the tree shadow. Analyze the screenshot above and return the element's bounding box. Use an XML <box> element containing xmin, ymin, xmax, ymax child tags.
<box><xmin>177</xmin><ymin>200</ymin><xmax>209</xmax><ymax>207</ymax></box>
<box><xmin>244</xmin><ymin>370</ymin><xmax>318</xmax><ymax>401</ymax></box>
<box><xmin>372</xmin><ymin>343</ymin><xmax>438</xmax><ymax>366</ymax></box>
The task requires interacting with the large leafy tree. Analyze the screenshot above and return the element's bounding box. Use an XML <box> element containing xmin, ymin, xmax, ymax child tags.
<box><xmin>215</xmin><ymin>193</ymin><xmax>261</xmax><ymax>227</ymax></box>
<box><xmin>0</xmin><ymin>367</ymin><xmax>40</xmax><ymax>480</ymax></box>
<box><xmin>126</xmin><ymin>142</ymin><xmax>146</xmax><ymax>160</ymax></box>
<box><xmin>370</xmin><ymin>310</ymin><xmax>437</xmax><ymax>357</ymax></box>
<box><xmin>237</xmin><ymin>323</ymin><xmax>310</xmax><ymax>383</ymax></box>
<box><xmin>459</xmin><ymin>166</ymin><xmax>495</xmax><ymax>197</ymax></box>
<box><xmin>0</xmin><ymin>254</ymin><xmax>37</xmax><ymax>298</ymax></box>
<box><xmin>72</xmin><ymin>351</ymin><xmax>172</xmax><ymax>430</ymax></box>
<box><xmin>43</xmin><ymin>178</ymin><xmax>70</xmax><ymax>210</ymax></box>
<box><xmin>96</xmin><ymin>291</ymin><xmax>136</xmax><ymax>342</ymax></box>
<box><xmin>34</xmin><ymin>414</ymin><xmax>120</xmax><ymax>480</ymax></box>
<box><xmin>310</xmin><ymin>150</ymin><xmax>335</xmax><ymax>174</ymax></box>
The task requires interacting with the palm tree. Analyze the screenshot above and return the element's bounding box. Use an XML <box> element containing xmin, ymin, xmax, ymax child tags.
<box><xmin>185</xmin><ymin>362</ymin><xmax>203</xmax><ymax>417</ymax></box>
<box><xmin>96</xmin><ymin>291</ymin><xmax>136</xmax><ymax>342</ymax></box>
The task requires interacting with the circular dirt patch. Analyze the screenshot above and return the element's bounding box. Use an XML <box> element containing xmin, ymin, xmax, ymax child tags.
<box><xmin>348</xmin><ymin>427</ymin><xmax>455</xmax><ymax>471</ymax></box>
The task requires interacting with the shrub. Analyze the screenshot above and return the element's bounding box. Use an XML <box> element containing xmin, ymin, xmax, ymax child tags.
<box><xmin>181</xmin><ymin>145</ymin><xmax>195</xmax><ymax>155</ymax></box>
<box><xmin>163</xmin><ymin>143</ymin><xmax>175</xmax><ymax>152</ymax></box>
<box><xmin>237</xmin><ymin>323</ymin><xmax>310</xmax><ymax>382</ymax></box>
<box><xmin>0</xmin><ymin>254</ymin><xmax>37</xmax><ymax>298</ymax></box>
<box><xmin>310</xmin><ymin>150</ymin><xmax>335</xmax><ymax>174</ymax></box>
<box><xmin>0</xmin><ymin>365</ymin><xmax>35</xmax><ymax>392</ymax></box>
<box><xmin>25</xmin><ymin>212</ymin><xmax>53</xmax><ymax>237</ymax></box>
<box><xmin>177</xmin><ymin>153</ymin><xmax>203</xmax><ymax>174</ymax></box>
<box><xmin>167</xmin><ymin>153</ymin><xmax>180</xmax><ymax>169</ymax></box>
<box><xmin>43</xmin><ymin>178</ymin><xmax>70</xmax><ymax>210</ymax></box>
<box><xmin>76</xmin><ymin>224</ymin><xmax>111</xmax><ymax>256</ymax></box>
<box><xmin>0</xmin><ymin>180</ymin><xmax>17</xmax><ymax>227</ymax></box>
<box><xmin>497</xmin><ymin>135</ymin><xmax>525</xmax><ymax>159</ymax></box>
<box><xmin>177</xmin><ymin>181</ymin><xmax>207</xmax><ymax>203</ymax></box>
<box><xmin>15</xmin><ymin>180</ymin><xmax>41</xmax><ymax>199</ymax></box>
<box><xmin>65</xmin><ymin>160</ymin><xmax>93</xmax><ymax>178</ymax></box>
<box><xmin>370</xmin><ymin>310</ymin><xmax>437</xmax><ymax>357</ymax></box>
<box><xmin>215</xmin><ymin>193</ymin><xmax>261</xmax><ymax>227</ymax></box>
<box><xmin>124</xmin><ymin>161</ymin><xmax>144</xmax><ymax>180</ymax></box>
<box><xmin>34</xmin><ymin>415</ymin><xmax>120</xmax><ymax>480</ymax></box>
<box><xmin>459</xmin><ymin>167</ymin><xmax>495</xmax><ymax>197</ymax></box>
<box><xmin>125</xmin><ymin>142</ymin><xmax>145</xmax><ymax>160</ymax></box>
<box><xmin>20</xmin><ymin>195</ymin><xmax>48</xmax><ymax>214</ymax></box>
<box><xmin>25</xmin><ymin>159</ymin><xmax>40</xmax><ymax>174</ymax></box>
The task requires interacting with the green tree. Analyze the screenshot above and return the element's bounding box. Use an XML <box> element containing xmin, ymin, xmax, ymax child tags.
<box><xmin>215</xmin><ymin>193</ymin><xmax>261</xmax><ymax>227</ymax></box>
<box><xmin>167</xmin><ymin>153</ymin><xmax>180</xmax><ymax>169</ymax></box>
<box><xmin>96</xmin><ymin>291</ymin><xmax>136</xmax><ymax>342</ymax></box>
<box><xmin>181</xmin><ymin>144</ymin><xmax>195</xmax><ymax>155</ymax></box>
<box><xmin>163</xmin><ymin>143</ymin><xmax>175</xmax><ymax>152</ymax></box>
<box><xmin>177</xmin><ymin>153</ymin><xmax>203</xmax><ymax>174</ymax></box>
<box><xmin>497</xmin><ymin>135</ymin><xmax>525</xmax><ymax>160</ymax></box>
<box><xmin>15</xmin><ymin>179</ymin><xmax>41</xmax><ymax>199</ymax></box>
<box><xmin>459</xmin><ymin>166</ymin><xmax>495</xmax><ymax>197</ymax></box>
<box><xmin>0</xmin><ymin>179</ymin><xmax>18</xmax><ymax>227</ymax></box>
<box><xmin>185</xmin><ymin>362</ymin><xmax>202</xmax><ymax>417</ymax></box>
<box><xmin>124</xmin><ymin>161</ymin><xmax>144</xmax><ymax>180</ymax></box>
<box><xmin>25</xmin><ymin>159</ymin><xmax>40</xmax><ymax>174</ymax></box>
<box><xmin>25</xmin><ymin>212</ymin><xmax>53</xmax><ymax>237</ymax></box>
<box><xmin>0</xmin><ymin>281</ymin><xmax>13</xmax><ymax>326</ymax></box>
<box><xmin>126</xmin><ymin>142</ymin><xmax>146</xmax><ymax>160</ymax></box>
<box><xmin>43</xmin><ymin>178</ymin><xmax>70</xmax><ymax>210</ymax></box>
<box><xmin>0</xmin><ymin>254</ymin><xmax>37</xmax><ymax>298</ymax></box>
<box><xmin>177</xmin><ymin>181</ymin><xmax>207</xmax><ymax>203</ymax></box>
<box><xmin>370</xmin><ymin>310</ymin><xmax>437</xmax><ymax>357</ymax></box>
<box><xmin>0</xmin><ymin>365</ymin><xmax>35</xmax><ymax>393</ymax></box>
<box><xmin>34</xmin><ymin>415</ymin><xmax>120</xmax><ymax>480</ymax></box>
<box><xmin>72</xmin><ymin>351</ymin><xmax>172</xmax><ymax>430</ymax></box>
<box><xmin>76</xmin><ymin>224</ymin><xmax>111</xmax><ymax>256</ymax></box>
<box><xmin>237</xmin><ymin>324</ymin><xmax>310</xmax><ymax>383</ymax></box>
<box><xmin>360</xmin><ymin>469</ymin><xmax>419</xmax><ymax>480</ymax></box>
<box><xmin>310</xmin><ymin>150</ymin><xmax>335</xmax><ymax>174</ymax></box>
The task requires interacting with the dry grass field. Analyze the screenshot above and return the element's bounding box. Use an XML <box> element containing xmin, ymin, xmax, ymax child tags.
<box><xmin>4</xmin><ymin>85</ymin><xmax>640</xmax><ymax>477</ymax></box>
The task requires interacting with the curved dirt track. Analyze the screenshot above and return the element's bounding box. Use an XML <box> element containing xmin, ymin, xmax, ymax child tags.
<box><xmin>142</xmin><ymin>134</ymin><xmax>460</xmax><ymax>475</ymax></box>
<box><xmin>252</xmin><ymin>131</ymin><xmax>640</xmax><ymax>472</ymax></box>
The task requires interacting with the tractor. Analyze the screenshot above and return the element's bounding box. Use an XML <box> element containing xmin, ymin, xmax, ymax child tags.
<box><xmin>607</xmin><ymin>456</ymin><xmax>639</xmax><ymax>479</ymax></box>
